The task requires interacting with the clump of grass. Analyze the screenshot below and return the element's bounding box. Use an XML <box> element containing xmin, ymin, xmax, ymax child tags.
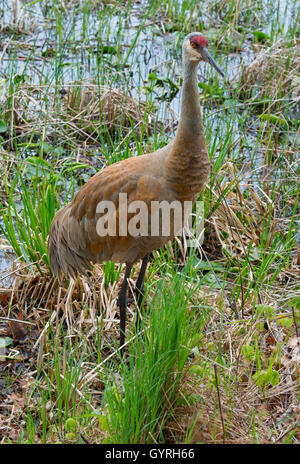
<box><xmin>0</xmin><ymin>171</ymin><xmax>60</xmax><ymax>273</ymax></box>
<box><xmin>237</xmin><ymin>39</ymin><xmax>300</xmax><ymax>116</ymax></box>
<box><xmin>174</xmin><ymin>297</ymin><xmax>300</xmax><ymax>444</ymax></box>
<box><xmin>65</xmin><ymin>82</ymin><xmax>151</xmax><ymax>136</ymax></box>
<box><xmin>98</xmin><ymin>273</ymin><xmax>207</xmax><ymax>444</ymax></box>
<box><xmin>1</xmin><ymin>81</ymin><xmax>154</xmax><ymax>148</ymax></box>
<box><xmin>209</xmin><ymin>164</ymin><xmax>291</xmax><ymax>253</ymax></box>
<box><xmin>0</xmin><ymin>0</ymin><xmax>38</xmax><ymax>35</ymax></box>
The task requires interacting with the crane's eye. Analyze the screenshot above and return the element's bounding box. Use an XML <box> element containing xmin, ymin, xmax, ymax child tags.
<box><xmin>190</xmin><ymin>41</ymin><xmax>197</xmax><ymax>48</ymax></box>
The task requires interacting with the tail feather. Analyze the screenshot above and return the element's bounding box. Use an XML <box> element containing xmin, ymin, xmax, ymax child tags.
<box><xmin>47</xmin><ymin>206</ymin><xmax>92</xmax><ymax>282</ymax></box>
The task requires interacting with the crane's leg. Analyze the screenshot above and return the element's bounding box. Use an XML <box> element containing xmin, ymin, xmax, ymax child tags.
<box><xmin>135</xmin><ymin>254</ymin><xmax>149</xmax><ymax>332</ymax></box>
<box><xmin>118</xmin><ymin>263</ymin><xmax>132</xmax><ymax>355</ymax></box>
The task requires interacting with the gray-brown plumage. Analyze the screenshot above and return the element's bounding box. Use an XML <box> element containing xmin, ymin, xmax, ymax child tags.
<box><xmin>48</xmin><ymin>33</ymin><xmax>224</xmax><ymax>353</ymax></box>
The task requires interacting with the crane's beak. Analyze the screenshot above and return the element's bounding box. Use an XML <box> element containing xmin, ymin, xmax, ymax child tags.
<box><xmin>200</xmin><ymin>48</ymin><xmax>224</xmax><ymax>78</ymax></box>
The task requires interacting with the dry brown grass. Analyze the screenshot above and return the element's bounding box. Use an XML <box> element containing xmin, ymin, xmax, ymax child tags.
<box><xmin>0</xmin><ymin>259</ymin><xmax>138</xmax><ymax>443</ymax></box>
<box><xmin>169</xmin><ymin>291</ymin><xmax>300</xmax><ymax>444</ymax></box>
<box><xmin>2</xmin><ymin>81</ymin><xmax>152</xmax><ymax>148</ymax></box>
<box><xmin>1</xmin><ymin>260</ymin><xmax>136</xmax><ymax>352</ymax></box>
<box><xmin>211</xmin><ymin>166</ymin><xmax>281</xmax><ymax>255</ymax></box>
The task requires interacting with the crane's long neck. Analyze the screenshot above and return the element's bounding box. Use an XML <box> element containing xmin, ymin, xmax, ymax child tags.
<box><xmin>178</xmin><ymin>59</ymin><xmax>204</xmax><ymax>137</ymax></box>
<box><xmin>164</xmin><ymin>55</ymin><xmax>211</xmax><ymax>200</ymax></box>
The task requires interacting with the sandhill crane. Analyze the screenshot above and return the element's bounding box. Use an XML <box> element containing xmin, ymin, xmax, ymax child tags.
<box><xmin>48</xmin><ymin>33</ymin><xmax>224</xmax><ymax>354</ymax></box>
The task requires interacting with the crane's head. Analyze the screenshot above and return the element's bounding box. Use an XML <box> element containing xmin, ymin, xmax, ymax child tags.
<box><xmin>183</xmin><ymin>32</ymin><xmax>224</xmax><ymax>77</ymax></box>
